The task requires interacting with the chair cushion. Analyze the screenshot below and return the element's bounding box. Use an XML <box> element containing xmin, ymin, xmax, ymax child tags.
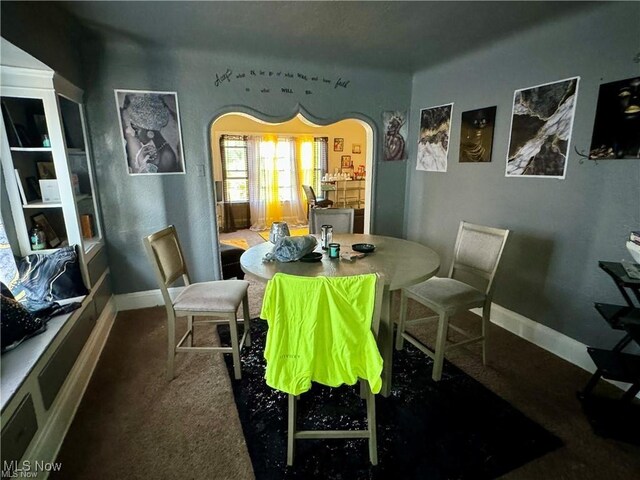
<box><xmin>173</xmin><ymin>280</ymin><xmax>249</xmax><ymax>313</ymax></box>
<box><xmin>404</xmin><ymin>277</ymin><xmax>486</xmax><ymax>314</ymax></box>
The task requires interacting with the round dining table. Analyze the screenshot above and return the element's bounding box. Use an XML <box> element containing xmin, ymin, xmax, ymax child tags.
<box><xmin>240</xmin><ymin>233</ymin><xmax>440</xmax><ymax>396</ymax></box>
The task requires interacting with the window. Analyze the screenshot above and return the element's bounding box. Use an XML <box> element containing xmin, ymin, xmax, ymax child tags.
<box><xmin>220</xmin><ymin>136</ymin><xmax>249</xmax><ymax>203</ymax></box>
<box><xmin>220</xmin><ymin>134</ymin><xmax>328</xmax><ymax>203</ymax></box>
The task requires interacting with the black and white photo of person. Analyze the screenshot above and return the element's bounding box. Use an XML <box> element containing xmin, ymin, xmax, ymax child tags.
<box><xmin>416</xmin><ymin>104</ymin><xmax>453</xmax><ymax>172</ymax></box>
<box><xmin>506</xmin><ymin>77</ymin><xmax>579</xmax><ymax>178</ymax></box>
<box><xmin>459</xmin><ymin>106</ymin><xmax>496</xmax><ymax>163</ymax></box>
<box><xmin>382</xmin><ymin>110</ymin><xmax>408</xmax><ymax>161</ymax></box>
<box><xmin>115</xmin><ymin>90</ymin><xmax>185</xmax><ymax>174</ymax></box>
<box><xmin>589</xmin><ymin>76</ymin><xmax>640</xmax><ymax>159</ymax></box>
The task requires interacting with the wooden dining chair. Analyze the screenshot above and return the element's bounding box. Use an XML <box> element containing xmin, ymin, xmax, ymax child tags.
<box><xmin>395</xmin><ymin>221</ymin><xmax>509</xmax><ymax>381</ymax></box>
<box><xmin>143</xmin><ymin>225</ymin><xmax>251</xmax><ymax>381</ymax></box>
<box><xmin>309</xmin><ymin>208</ymin><xmax>355</xmax><ymax>234</ymax></box>
<box><xmin>262</xmin><ymin>273</ymin><xmax>385</xmax><ymax>466</ymax></box>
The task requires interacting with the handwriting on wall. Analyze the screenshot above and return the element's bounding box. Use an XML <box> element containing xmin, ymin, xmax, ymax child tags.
<box><xmin>213</xmin><ymin>68</ymin><xmax>351</xmax><ymax>95</ymax></box>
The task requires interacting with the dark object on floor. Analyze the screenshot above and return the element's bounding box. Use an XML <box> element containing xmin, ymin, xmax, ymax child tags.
<box><xmin>579</xmin><ymin>396</ymin><xmax>640</xmax><ymax>445</ymax></box>
<box><xmin>218</xmin><ymin>320</ymin><xmax>562</xmax><ymax>479</ymax></box>
<box><xmin>220</xmin><ymin>243</ymin><xmax>245</xmax><ymax>279</ymax></box>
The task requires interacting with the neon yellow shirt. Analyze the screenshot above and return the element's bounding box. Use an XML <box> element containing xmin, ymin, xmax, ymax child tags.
<box><xmin>260</xmin><ymin>273</ymin><xmax>383</xmax><ymax>395</ymax></box>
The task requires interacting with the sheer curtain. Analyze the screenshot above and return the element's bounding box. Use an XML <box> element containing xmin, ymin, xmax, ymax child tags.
<box><xmin>247</xmin><ymin>136</ymin><xmax>326</xmax><ymax>231</ymax></box>
<box><xmin>248</xmin><ymin>136</ymin><xmax>309</xmax><ymax>230</ymax></box>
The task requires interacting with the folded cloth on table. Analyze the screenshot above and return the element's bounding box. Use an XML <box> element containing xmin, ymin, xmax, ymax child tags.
<box><xmin>263</xmin><ymin>235</ymin><xmax>318</xmax><ymax>263</ymax></box>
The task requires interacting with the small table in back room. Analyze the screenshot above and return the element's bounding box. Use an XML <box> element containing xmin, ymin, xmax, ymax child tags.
<box><xmin>240</xmin><ymin>233</ymin><xmax>441</xmax><ymax>397</ymax></box>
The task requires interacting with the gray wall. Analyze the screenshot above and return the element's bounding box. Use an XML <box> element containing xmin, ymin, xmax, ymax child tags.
<box><xmin>81</xmin><ymin>38</ymin><xmax>411</xmax><ymax>294</ymax></box>
<box><xmin>404</xmin><ymin>2</ymin><xmax>640</xmax><ymax>347</ymax></box>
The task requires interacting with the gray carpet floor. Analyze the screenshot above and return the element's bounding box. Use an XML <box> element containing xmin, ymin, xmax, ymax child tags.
<box><xmin>52</xmin><ymin>275</ymin><xmax>640</xmax><ymax>479</ymax></box>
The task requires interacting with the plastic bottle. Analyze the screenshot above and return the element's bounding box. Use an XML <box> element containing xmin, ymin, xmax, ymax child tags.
<box><xmin>30</xmin><ymin>225</ymin><xmax>46</xmax><ymax>250</ymax></box>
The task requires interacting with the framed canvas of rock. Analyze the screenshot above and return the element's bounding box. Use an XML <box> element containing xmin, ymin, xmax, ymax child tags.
<box><xmin>382</xmin><ymin>110</ymin><xmax>408</xmax><ymax>161</ymax></box>
<box><xmin>589</xmin><ymin>76</ymin><xmax>640</xmax><ymax>159</ymax></box>
<box><xmin>114</xmin><ymin>90</ymin><xmax>185</xmax><ymax>175</ymax></box>
<box><xmin>417</xmin><ymin>103</ymin><xmax>453</xmax><ymax>172</ymax></box>
<box><xmin>506</xmin><ymin>77</ymin><xmax>579</xmax><ymax>178</ymax></box>
<box><xmin>459</xmin><ymin>106</ymin><xmax>496</xmax><ymax>163</ymax></box>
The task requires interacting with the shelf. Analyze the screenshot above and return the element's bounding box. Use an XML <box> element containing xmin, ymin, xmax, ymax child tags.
<box><xmin>75</xmin><ymin>194</ymin><xmax>92</xmax><ymax>202</ymax></box>
<box><xmin>67</xmin><ymin>148</ymin><xmax>86</xmax><ymax>155</ymax></box>
<box><xmin>22</xmin><ymin>200</ymin><xmax>63</xmax><ymax>209</ymax></box>
<box><xmin>9</xmin><ymin>147</ymin><xmax>52</xmax><ymax>153</ymax></box>
<box><xmin>594</xmin><ymin>303</ymin><xmax>640</xmax><ymax>329</ymax></box>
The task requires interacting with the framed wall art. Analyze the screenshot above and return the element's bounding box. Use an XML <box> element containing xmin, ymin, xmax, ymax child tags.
<box><xmin>589</xmin><ymin>76</ymin><xmax>640</xmax><ymax>159</ymax></box>
<box><xmin>459</xmin><ymin>106</ymin><xmax>496</xmax><ymax>163</ymax></box>
<box><xmin>114</xmin><ymin>90</ymin><xmax>185</xmax><ymax>175</ymax></box>
<box><xmin>341</xmin><ymin>155</ymin><xmax>353</xmax><ymax>169</ymax></box>
<box><xmin>37</xmin><ymin>161</ymin><xmax>56</xmax><ymax>179</ymax></box>
<box><xmin>505</xmin><ymin>77</ymin><xmax>579</xmax><ymax>178</ymax></box>
<box><xmin>416</xmin><ymin>103</ymin><xmax>453</xmax><ymax>172</ymax></box>
<box><xmin>382</xmin><ymin>110</ymin><xmax>408</xmax><ymax>161</ymax></box>
<box><xmin>333</xmin><ymin>137</ymin><xmax>344</xmax><ymax>152</ymax></box>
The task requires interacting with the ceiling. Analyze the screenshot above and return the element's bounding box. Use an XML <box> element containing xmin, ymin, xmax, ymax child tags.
<box><xmin>60</xmin><ymin>1</ymin><xmax>600</xmax><ymax>73</ymax></box>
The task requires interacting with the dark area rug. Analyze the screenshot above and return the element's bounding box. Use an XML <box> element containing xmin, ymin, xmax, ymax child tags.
<box><xmin>218</xmin><ymin>319</ymin><xmax>562</xmax><ymax>480</ymax></box>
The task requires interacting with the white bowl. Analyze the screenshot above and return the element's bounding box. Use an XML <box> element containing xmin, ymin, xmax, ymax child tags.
<box><xmin>627</xmin><ymin>240</ymin><xmax>640</xmax><ymax>264</ymax></box>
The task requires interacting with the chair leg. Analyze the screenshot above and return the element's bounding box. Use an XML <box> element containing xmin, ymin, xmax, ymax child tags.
<box><xmin>187</xmin><ymin>315</ymin><xmax>194</xmax><ymax>347</ymax></box>
<box><xmin>365</xmin><ymin>382</ymin><xmax>378</xmax><ymax>465</ymax></box>
<box><xmin>482</xmin><ymin>302</ymin><xmax>491</xmax><ymax>366</ymax></box>
<box><xmin>432</xmin><ymin>312</ymin><xmax>450</xmax><ymax>382</ymax></box>
<box><xmin>395</xmin><ymin>290</ymin><xmax>408</xmax><ymax>351</ymax></box>
<box><xmin>242</xmin><ymin>294</ymin><xmax>251</xmax><ymax>347</ymax></box>
<box><xmin>287</xmin><ymin>394</ymin><xmax>296</xmax><ymax>466</ymax></box>
<box><xmin>167</xmin><ymin>311</ymin><xmax>176</xmax><ymax>381</ymax></box>
<box><xmin>228</xmin><ymin>313</ymin><xmax>242</xmax><ymax>380</ymax></box>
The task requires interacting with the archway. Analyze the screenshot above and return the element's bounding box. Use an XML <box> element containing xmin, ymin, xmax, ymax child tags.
<box><xmin>209</xmin><ymin>107</ymin><xmax>375</xmax><ymax>256</ymax></box>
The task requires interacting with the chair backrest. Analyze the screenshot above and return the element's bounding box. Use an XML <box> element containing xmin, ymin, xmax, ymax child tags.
<box><xmin>309</xmin><ymin>208</ymin><xmax>354</xmax><ymax>234</ymax></box>
<box><xmin>448</xmin><ymin>221</ymin><xmax>509</xmax><ymax>296</ymax></box>
<box><xmin>262</xmin><ymin>272</ymin><xmax>386</xmax><ymax>420</ymax></box>
<box><xmin>302</xmin><ymin>185</ymin><xmax>316</xmax><ymax>204</ymax></box>
<box><xmin>143</xmin><ymin>226</ymin><xmax>191</xmax><ymax>302</ymax></box>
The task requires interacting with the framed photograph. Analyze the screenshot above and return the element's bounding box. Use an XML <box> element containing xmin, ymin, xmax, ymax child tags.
<box><xmin>417</xmin><ymin>103</ymin><xmax>453</xmax><ymax>172</ymax></box>
<box><xmin>114</xmin><ymin>90</ymin><xmax>185</xmax><ymax>175</ymax></box>
<box><xmin>383</xmin><ymin>110</ymin><xmax>408</xmax><ymax>161</ymax></box>
<box><xmin>459</xmin><ymin>106</ymin><xmax>497</xmax><ymax>163</ymax></box>
<box><xmin>32</xmin><ymin>213</ymin><xmax>60</xmax><ymax>248</ymax></box>
<box><xmin>37</xmin><ymin>161</ymin><xmax>56</xmax><ymax>179</ymax></box>
<box><xmin>352</xmin><ymin>144</ymin><xmax>361</xmax><ymax>154</ymax></box>
<box><xmin>589</xmin><ymin>76</ymin><xmax>640</xmax><ymax>159</ymax></box>
<box><xmin>333</xmin><ymin>137</ymin><xmax>344</xmax><ymax>152</ymax></box>
<box><xmin>341</xmin><ymin>155</ymin><xmax>353</xmax><ymax>169</ymax></box>
<box><xmin>506</xmin><ymin>77</ymin><xmax>579</xmax><ymax>178</ymax></box>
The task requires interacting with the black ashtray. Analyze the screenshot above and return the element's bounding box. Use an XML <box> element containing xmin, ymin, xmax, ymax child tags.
<box><xmin>352</xmin><ymin>243</ymin><xmax>375</xmax><ymax>254</ymax></box>
<box><xmin>300</xmin><ymin>252</ymin><xmax>323</xmax><ymax>263</ymax></box>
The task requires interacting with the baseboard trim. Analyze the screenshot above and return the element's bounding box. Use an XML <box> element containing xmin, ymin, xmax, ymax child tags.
<box><xmin>25</xmin><ymin>297</ymin><xmax>117</xmax><ymax>477</ymax></box>
<box><xmin>115</xmin><ymin>287</ymin><xmax>184</xmax><ymax>311</ymax></box>
<box><xmin>475</xmin><ymin>303</ymin><xmax>637</xmax><ymax>396</ymax></box>
<box><xmin>118</xmin><ymin>288</ymin><xmax>635</xmax><ymax>395</ymax></box>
